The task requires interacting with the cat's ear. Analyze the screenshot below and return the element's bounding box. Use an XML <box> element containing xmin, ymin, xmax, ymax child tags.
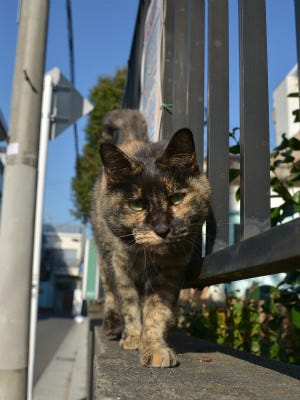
<box><xmin>100</xmin><ymin>143</ymin><xmax>143</xmax><ymax>183</ymax></box>
<box><xmin>156</xmin><ymin>128</ymin><xmax>198</xmax><ymax>171</ymax></box>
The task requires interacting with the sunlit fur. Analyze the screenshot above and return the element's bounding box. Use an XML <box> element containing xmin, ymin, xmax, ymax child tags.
<box><xmin>91</xmin><ymin>110</ymin><xmax>210</xmax><ymax>368</ymax></box>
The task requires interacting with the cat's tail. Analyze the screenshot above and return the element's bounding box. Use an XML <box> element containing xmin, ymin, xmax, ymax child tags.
<box><xmin>101</xmin><ymin>109</ymin><xmax>148</xmax><ymax>144</ymax></box>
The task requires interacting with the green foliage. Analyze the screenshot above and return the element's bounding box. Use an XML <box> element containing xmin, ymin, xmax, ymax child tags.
<box><xmin>229</xmin><ymin>126</ymin><xmax>300</xmax><ymax>226</ymax></box>
<box><xmin>178</xmin><ymin>279</ymin><xmax>300</xmax><ymax>365</ymax></box>
<box><xmin>71</xmin><ymin>67</ymin><xmax>127</xmax><ymax>222</ymax></box>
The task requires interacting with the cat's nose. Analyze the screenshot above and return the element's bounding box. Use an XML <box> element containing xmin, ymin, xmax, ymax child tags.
<box><xmin>153</xmin><ymin>223</ymin><xmax>170</xmax><ymax>238</ymax></box>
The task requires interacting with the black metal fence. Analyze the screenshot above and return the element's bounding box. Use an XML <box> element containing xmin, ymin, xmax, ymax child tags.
<box><xmin>123</xmin><ymin>0</ymin><xmax>300</xmax><ymax>289</ymax></box>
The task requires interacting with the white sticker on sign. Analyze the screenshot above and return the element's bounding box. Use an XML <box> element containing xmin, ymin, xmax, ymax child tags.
<box><xmin>7</xmin><ymin>142</ymin><xmax>19</xmax><ymax>156</ymax></box>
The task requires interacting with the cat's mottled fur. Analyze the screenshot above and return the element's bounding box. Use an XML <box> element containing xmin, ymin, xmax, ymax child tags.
<box><xmin>91</xmin><ymin>109</ymin><xmax>210</xmax><ymax>368</ymax></box>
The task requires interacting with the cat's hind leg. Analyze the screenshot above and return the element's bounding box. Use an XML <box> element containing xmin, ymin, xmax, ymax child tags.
<box><xmin>99</xmin><ymin>254</ymin><xmax>122</xmax><ymax>337</ymax></box>
<box><xmin>112</xmin><ymin>252</ymin><xmax>142</xmax><ymax>350</ymax></box>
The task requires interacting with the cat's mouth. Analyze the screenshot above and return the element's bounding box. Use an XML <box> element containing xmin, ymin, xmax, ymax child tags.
<box><xmin>133</xmin><ymin>231</ymin><xmax>184</xmax><ymax>255</ymax></box>
<box><xmin>135</xmin><ymin>235</ymin><xmax>166</xmax><ymax>247</ymax></box>
<box><xmin>134</xmin><ymin>231</ymin><xmax>166</xmax><ymax>248</ymax></box>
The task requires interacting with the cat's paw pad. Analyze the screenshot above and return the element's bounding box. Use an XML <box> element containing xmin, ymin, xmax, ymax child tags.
<box><xmin>119</xmin><ymin>334</ymin><xmax>140</xmax><ymax>350</ymax></box>
<box><xmin>103</xmin><ymin>311</ymin><xmax>122</xmax><ymax>337</ymax></box>
<box><xmin>140</xmin><ymin>346</ymin><xmax>179</xmax><ymax>368</ymax></box>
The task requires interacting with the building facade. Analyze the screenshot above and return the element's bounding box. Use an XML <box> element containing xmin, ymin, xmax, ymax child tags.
<box><xmin>39</xmin><ymin>224</ymin><xmax>84</xmax><ymax>314</ymax></box>
<box><xmin>273</xmin><ymin>64</ymin><xmax>300</xmax><ymax>145</ymax></box>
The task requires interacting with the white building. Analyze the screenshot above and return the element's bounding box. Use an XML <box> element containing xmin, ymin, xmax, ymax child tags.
<box><xmin>273</xmin><ymin>64</ymin><xmax>300</xmax><ymax>145</ymax></box>
<box><xmin>272</xmin><ymin>64</ymin><xmax>300</xmax><ymax>211</ymax></box>
<box><xmin>39</xmin><ymin>224</ymin><xmax>84</xmax><ymax>314</ymax></box>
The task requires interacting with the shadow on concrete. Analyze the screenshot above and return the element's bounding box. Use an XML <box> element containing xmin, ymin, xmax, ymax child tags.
<box><xmin>169</xmin><ymin>331</ymin><xmax>300</xmax><ymax>381</ymax></box>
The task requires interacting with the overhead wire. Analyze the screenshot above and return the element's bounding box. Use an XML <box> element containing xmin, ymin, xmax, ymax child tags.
<box><xmin>65</xmin><ymin>0</ymin><xmax>79</xmax><ymax>160</ymax></box>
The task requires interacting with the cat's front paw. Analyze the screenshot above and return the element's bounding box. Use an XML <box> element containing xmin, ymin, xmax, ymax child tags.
<box><xmin>140</xmin><ymin>345</ymin><xmax>179</xmax><ymax>368</ymax></box>
<box><xmin>119</xmin><ymin>334</ymin><xmax>140</xmax><ymax>350</ymax></box>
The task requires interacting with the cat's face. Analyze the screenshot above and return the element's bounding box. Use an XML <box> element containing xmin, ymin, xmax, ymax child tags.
<box><xmin>100</xmin><ymin>129</ymin><xmax>210</xmax><ymax>256</ymax></box>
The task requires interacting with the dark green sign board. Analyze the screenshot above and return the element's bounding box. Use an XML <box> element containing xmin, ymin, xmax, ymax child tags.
<box><xmin>83</xmin><ymin>238</ymin><xmax>99</xmax><ymax>300</ymax></box>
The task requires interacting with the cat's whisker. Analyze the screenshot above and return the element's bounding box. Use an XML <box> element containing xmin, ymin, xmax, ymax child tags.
<box><xmin>179</xmin><ymin>238</ymin><xmax>204</xmax><ymax>258</ymax></box>
<box><xmin>125</xmin><ymin>246</ymin><xmax>139</xmax><ymax>273</ymax></box>
<box><xmin>145</xmin><ymin>251</ymin><xmax>182</xmax><ymax>291</ymax></box>
<box><xmin>117</xmin><ymin>233</ymin><xmax>136</xmax><ymax>239</ymax></box>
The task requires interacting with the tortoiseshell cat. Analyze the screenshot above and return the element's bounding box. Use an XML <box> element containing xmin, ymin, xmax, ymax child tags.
<box><xmin>91</xmin><ymin>109</ymin><xmax>210</xmax><ymax>368</ymax></box>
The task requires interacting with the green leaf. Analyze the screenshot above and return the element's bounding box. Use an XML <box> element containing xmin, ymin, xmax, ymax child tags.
<box><xmin>283</xmin><ymin>155</ymin><xmax>295</xmax><ymax>163</ymax></box>
<box><xmin>290</xmin><ymin>307</ymin><xmax>300</xmax><ymax>329</ymax></box>
<box><xmin>229</xmin><ymin>127</ymin><xmax>240</xmax><ymax>138</ymax></box>
<box><xmin>229</xmin><ymin>168</ymin><xmax>240</xmax><ymax>182</ymax></box>
<box><xmin>292</xmin><ymin>191</ymin><xmax>300</xmax><ymax>204</ymax></box>
<box><xmin>287</xmin><ymin>92</ymin><xmax>299</xmax><ymax>98</ymax></box>
<box><xmin>293</xmin><ymin>203</ymin><xmax>300</xmax><ymax>213</ymax></box>
<box><xmin>252</xmin><ymin>286</ymin><xmax>280</xmax><ymax>314</ymax></box>
<box><xmin>235</xmin><ymin>187</ymin><xmax>240</xmax><ymax>202</ymax></box>
<box><xmin>274</xmin><ymin>134</ymin><xmax>289</xmax><ymax>150</ymax></box>
<box><xmin>270</xmin><ymin>207</ymin><xmax>281</xmax><ymax>220</ymax></box>
<box><xmin>277</xmin><ymin>150</ymin><xmax>295</xmax><ymax>164</ymax></box>
<box><xmin>291</xmin><ymin>165</ymin><xmax>300</xmax><ymax>174</ymax></box>
<box><xmin>281</xmin><ymin>203</ymin><xmax>295</xmax><ymax>219</ymax></box>
<box><xmin>229</xmin><ymin>144</ymin><xmax>240</xmax><ymax>154</ymax></box>
<box><xmin>289</xmin><ymin>136</ymin><xmax>300</xmax><ymax>150</ymax></box>
<box><xmin>290</xmin><ymin>173</ymin><xmax>300</xmax><ymax>183</ymax></box>
<box><xmin>292</xmin><ymin>109</ymin><xmax>300</xmax><ymax>123</ymax></box>
<box><xmin>278</xmin><ymin>269</ymin><xmax>300</xmax><ymax>286</ymax></box>
<box><xmin>270</xmin><ymin>149</ymin><xmax>279</xmax><ymax>159</ymax></box>
<box><xmin>271</xmin><ymin>210</ymin><xmax>282</xmax><ymax>226</ymax></box>
<box><xmin>270</xmin><ymin>176</ymin><xmax>282</xmax><ymax>188</ymax></box>
<box><xmin>280</xmin><ymin>149</ymin><xmax>293</xmax><ymax>157</ymax></box>
<box><xmin>273</xmin><ymin>160</ymin><xmax>283</xmax><ymax>168</ymax></box>
<box><xmin>273</xmin><ymin>185</ymin><xmax>293</xmax><ymax>202</ymax></box>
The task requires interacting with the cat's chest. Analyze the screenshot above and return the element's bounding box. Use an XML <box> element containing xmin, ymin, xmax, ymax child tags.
<box><xmin>133</xmin><ymin>252</ymin><xmax>188</xmax><ymax>276</ymax></box>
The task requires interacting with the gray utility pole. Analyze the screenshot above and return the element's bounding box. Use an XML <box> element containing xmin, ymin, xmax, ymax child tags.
<box><xmin>0</xmin><ymin>0</ymin><xmax>49</xmax><ymax>398</ymax></box>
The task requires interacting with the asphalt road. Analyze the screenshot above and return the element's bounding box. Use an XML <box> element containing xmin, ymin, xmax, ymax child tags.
<box><xmin>34</xmin><ymin>316</ymin><xmax>74</xmax><ymax>383</ymax></box>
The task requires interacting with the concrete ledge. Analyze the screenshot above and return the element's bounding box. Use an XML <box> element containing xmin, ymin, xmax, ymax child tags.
<box><xmin>92</xmin><ymin>322</ymin><xmax>300</xmax><ymax>400</ymax></box>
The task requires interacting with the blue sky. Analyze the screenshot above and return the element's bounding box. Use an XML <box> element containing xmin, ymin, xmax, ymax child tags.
<box><xmin>0</xmin><ymin>0</ymin><xmax>298</xmax><ymax>228</ymax></box>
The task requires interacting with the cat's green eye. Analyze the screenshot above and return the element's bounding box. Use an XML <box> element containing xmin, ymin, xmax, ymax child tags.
<box><xmin>129</xmin><ymin>199</ymin><xmax>144</xmax><ymax>212</ymax></box>
<box><xmin>170</xmin><ymin>193</ymin><xmax>185</xmax><ymax>206</ymax></box>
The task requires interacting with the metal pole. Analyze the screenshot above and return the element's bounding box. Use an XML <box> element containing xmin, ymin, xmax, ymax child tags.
<box><xmin>0</xmin><ymin>0</ymin><xmax>49</xmax><ymax>398</ymax></box>
<box><xmin>27</xmin><ymin>74</ymin><xmax>53</xmax><ymax>400</ymax></box>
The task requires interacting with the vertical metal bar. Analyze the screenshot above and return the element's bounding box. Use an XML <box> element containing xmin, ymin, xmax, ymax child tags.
<box><xmin>188</xmin><ymin>0</ymin><xmax>205</xmax><ymax>167</ymax></box>
<box><xmin>206</xmin><ymin>0</ymin><xmax>229</xmax><ymax>252</ymax></box>
<box><xmin>294</xmin><ymin>0</ymin><xmax>300</xmax><ymax>105</ymax></box>
<box><xmin>172</xmin><ymin>0</ymin><xmax>189</xmax><ymax>134</ymax></box>
<box><xmin>239</xmin><ymin>0</ymin><xmax>270</xmax><ymax>239</ymax></box>
<box><xmin>160</xmin><ymin>0</ymin><xmax>175</xmax><ymax>139</ymax></box>
<box><xmin>186</xmin><ymin>0</ymin><xmax>205</xmax><ymax>263</ymax></box>
<box><xmin>123</xmin><ymin>0</ymin><xmax>150</xmax><ymax>108</ymax></box>
<box><xmin>28</xmin><ymin>74</ymin><xmax>53</xmax><ymax>400</ymax></box>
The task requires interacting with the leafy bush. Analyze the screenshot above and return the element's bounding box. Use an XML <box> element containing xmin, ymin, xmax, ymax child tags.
<box><xmin>229</xmin><ymin>128</ymin><xmax>300</xmax><ymax>226</ymax></box>
<box><xmin>180</xmin><ymin>96</ymin><xmax>300</xmax><ymax>364</ymax></box>
<box><xmin>178</xmin><ymin>276</ymin><xmax>300</xmax><ymax>365</ymax></box>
